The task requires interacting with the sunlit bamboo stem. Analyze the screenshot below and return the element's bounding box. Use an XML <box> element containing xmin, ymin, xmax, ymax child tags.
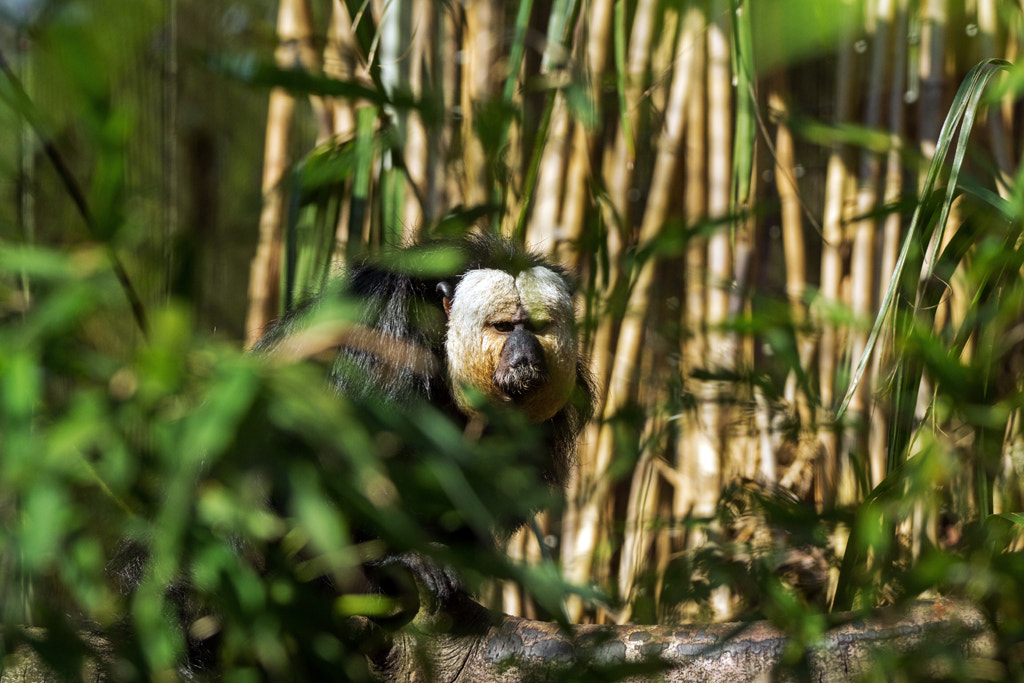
<box><xmin>502</xmin><ymin>529</ymin><xmax>526</xmax><ymax>616</ymax></box>
<box><xmin>868</xmin><ymin>0</ymin><xmax>908</xmax><ymax>485</ymax></box>
<box><xmin>527</xmin><ymin>94</ymin><xmax>571</xmax><ymax>247</ymax></box>
<box><xmin>912</xmin><ymin>0</ymin><xmax>948</xmax><ymax>435</ymax></box>
<box><xmin>617</xmin><ymin>431</ymin><xmax>661</xmax><ymax>622</ymax></box>
<box><xmin>816</xmin><ymin>2</ymin><xmax>857</xmax><ymax>506</ymax></box>
<box><xmin>398</xmin><ymin>0</ymin><xmax>428</xmax><ymax>237</ymax></box>
<box><xmin>324</xmin><ymin>0</ymin><xmax>359</xmax><ymax>138</ymax></box>
<box><xmin>245</xmin><ymin>0</ymin><xmax>319</xmax><ymax>348</ymax></box>
<box><xmin>558</xmin><ymin>0</ymin><xmax>616</xmax><ymax>622</ymax></box>
<box><xmin>460</xmin><ymin>1</ymin><xmax>501</xmax><ymax>208</ymax></box>
<box><xmin>768</xmin><ymin>83</ymin><xmax>812</xmax><ymax>432</ymax></box>
<box><xmin>557</xmin><ymin>3</ymin><xmax>611</xmax><ymax>255</ymax></box>
<box><xmin>605</xmin><ymin>0</ymin><xmax>656</xmax><ymax>237</ymax></box>
<box><xmin>563</xmin><ymin>7</ymin><xmax>695</xmax><ymax>622</ymax></box>
<box><xmin>842</xmin><ymin>0</ymin><xmax>892</xmax><ymax>501</ymax></box>
<box><xmin>676</xmin><ymin>5</ymin><xmax>708</xmax><ymax>521</ymax></box>
<box><xmin>700</xmin><ymin>0</ymin><xmax>733</xmax><ymax>620</ymax></box>
<box><xmin>918</xmin><ymin>0</ymin><xmax>947</xmax><ymax>164</ymax></box>
<box><xmin>976</xmin><ymin>0</ymin><xmax>1013</xmax><ymax>193</ymax></box>
<box><xmin>323</xmin><ymin>1</ymin><xmax>361</xmax><ymax>254</ymax></box>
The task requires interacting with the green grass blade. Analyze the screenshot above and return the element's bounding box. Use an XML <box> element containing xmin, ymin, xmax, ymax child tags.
<box><xmin>991</xmin><ymin>512</ymin><xmax>1024</xmax><ymax>530</ymax></box>
<box><xmin>512</xmin><ymin>0</ymin><xmax>584</xmax><ymax>242</ymax></box>
<box><xmin>730</xmin><ymin>0</ymin><xmax>756</xmax><ymax>207</ymax></box>
<box><xmin>503</xmin><ymin>0</ymin><xmax>535</xmax><ymax>106</ymax></box>
<box><xmin>349</xmin><ymin>106</ymin><xmax>378</xmax><ymax>253</ymax></box>
<box><xmin>836</xmin><ymin>58</ymin><xmax>1010</xmax><ymax>420</ymax></box>
<box><xmin>542</xmin><ymin>0</ymin><xmax>576</xmax><ymax>72</ymax></box>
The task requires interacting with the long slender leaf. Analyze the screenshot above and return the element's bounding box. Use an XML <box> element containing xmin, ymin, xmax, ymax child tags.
<box><xmin>836</xmin><ymin>59</ymin><xmax>1010</xmax><ymax>420</ymax></box>
<box><xmin>730</xmin><ymin>0</ymin><xmax>756</xmax><ymax>207</ymax></box>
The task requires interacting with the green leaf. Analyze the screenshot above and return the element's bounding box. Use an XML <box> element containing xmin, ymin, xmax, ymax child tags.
<box><xmin>837</xmin><ymin>58</ymin><xmax>1011</xmax><ymax>420</ymax></box>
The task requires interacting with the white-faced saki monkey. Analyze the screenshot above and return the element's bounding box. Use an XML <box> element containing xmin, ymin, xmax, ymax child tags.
<box><xmin>253</xmin><ymin>232</ymin><xmax>597</xmax><ymax>606</ymax></box>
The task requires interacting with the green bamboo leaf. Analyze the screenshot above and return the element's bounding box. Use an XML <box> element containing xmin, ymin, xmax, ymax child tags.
<box><xmin>990</xmin><ymin>512</ymin><xmax>1024</xmax><ymax>530</ymax></box>
<box><xmin>213</xmin><ymin>56</ymin><xmax>428</xmax><ymax>116</ymax></box>
<box><xmin>502</xmin><ymin>0</ymin><xmax>534</xmax><ymax>107</ymax></box>
<box><xmin>541</xmin><ymin>0</ymin><xmax>578</xmax><ymax>72</ymax></box>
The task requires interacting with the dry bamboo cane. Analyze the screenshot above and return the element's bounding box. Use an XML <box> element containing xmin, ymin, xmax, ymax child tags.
<box><xmin>699</xmin><ymin>0</ymin><xmax>733</xmax><ymax>620</ymax></box>
<box><xmin>911</xmin><ymin>0</ymin><xmax>948</xmax><ymax>450</ymax></box>
<box><xmin>552</xmin><ymin>4</ymin><xmax>615</xmax><ymax>620</ymax></box>
<box><xmin>568</xmin><ymin>0</ymin><xmax>614</xmax><ymax>283</ymax></box>
<box><xmin>502</xmin><ymin>527</ymin><xmax>527</xmax><ymax>616</ymax></box>
<box><xmin>976</xmin><ymin>0</ymin><xmax>1014</xmax><ymax>193</ymax></box>
<box><xmin>769</xmin><ymin>83</ymin><xmax>813</xmax><ymax>433</ymax></box>
<box><xmin>868</xmin><ymin>0</ymin><xmax>909</xmax><ymax>487</ymax></box>
<box><xmin>439</xmin><ymin>4</ymin><xmax>462</xmax><ymax>209</ymax></box>
<box><xmin>572</xmin><ymin>0</ymin><xmax>658</xmax><ymax>618</ymax></box>
<box><xmin>604</xmin><ymin>0</ymin><xmax>657</xmax><ymax>240</ymax></box>
<box><xmin>324</xmin><ymin>0</ymin><xmax>360</xmax><ymax>138</ymax></box>
<box><xmin>918</xmin><ymin>0</ymin><xmax>946</xmax><ymax>167</ymax></box>
<box><xmin>676</xmin><ymin>7</ymin><xmax>708</xmax><ymax>521</ymax></box>
<box><xmin>843</xmin><ymin>0</ymin><xmax>892</xmax><ymax>503</ymax></box>
<box><xmin>556</xmin><ymin>4</ymin><xmax>613</xmax><ymax>260</ymax></box>
<box><xmin>562</xmin><ymin>8</ymin><xmax>696</xmax><ymax>623</ymax></box>
<box><xmin>815</xmin><ymin>2</ymin><xmax>856</xmax><ymax>506</ymax></box>
<box><xmin>460</xmin><ymin>0</ymin><xmax>501</xmax><ymax>209</ymax></box>
<box><xmin>323</xmin><ymin>0</ymin><xmax>368</xmax><ymax>259</ymax></box>
<box><xmin>526</xmin><ymin>91</ymin><xmax>571</xmax><ymax>248</ymax></box>
<box><xmin>617</xmin><ymin>420</ymin><xmax>663</xmax><ymax>624</ymax></box>
<box><xmin>245</xmin><ymin>0</ymin><xmax>320</xmax><ymax>348</ymax></box>
<box><xmin>400</xmin><ymin>0</ymin><xmax>432</xmax><ymax>238</ymax></box>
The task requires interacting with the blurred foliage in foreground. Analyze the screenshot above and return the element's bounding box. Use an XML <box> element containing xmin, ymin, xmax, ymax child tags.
<box><xmin>5</xmin><ymin>0</ymin><xmax>1024</xmax><ymax>681</ymax></box>
<box><xmin>0</xmin><ymin>243</ymin><xmax>583</xmax><ymax>681</ymax></box>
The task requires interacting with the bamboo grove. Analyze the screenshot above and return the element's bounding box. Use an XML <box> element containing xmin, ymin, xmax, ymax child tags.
<box><xmin>243</xmin><ymin>0</ymin><xmax>1024</xmax><ymax>625</ymax></box>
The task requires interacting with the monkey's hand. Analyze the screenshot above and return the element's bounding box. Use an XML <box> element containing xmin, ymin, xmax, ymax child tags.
<box><xmin>365</xmin><ymin>549</ymin><xmax>465</xmax><ymax>627</ymax></box>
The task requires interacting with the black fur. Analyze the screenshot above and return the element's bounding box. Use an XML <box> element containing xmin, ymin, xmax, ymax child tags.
<box><xmin>255</xmin><ymin>233</ymin><xmax>595</xmax><ymax>491</ymax></box>
<box><xmin>111</xmin><ymin>234</ymin><xmax>596</xmax><ymax>675</ymax></box>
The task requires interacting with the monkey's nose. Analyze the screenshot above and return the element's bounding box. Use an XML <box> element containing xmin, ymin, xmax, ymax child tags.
<box><xmin>497</xmin><ymin>328</ymin><xmax>548</xmax><ymax>398</ymax></box>
<box><xmin>505</xmin><ymin>328</ymin><xmax>545</xmax><ymax>370</ymax></box>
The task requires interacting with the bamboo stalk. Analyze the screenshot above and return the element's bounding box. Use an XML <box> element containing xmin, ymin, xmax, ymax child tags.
<box><xmin>769</xmin><ymin>82</ymin><xmax>813</xmax><ymax>433</ymax></box>
<box><xmin>502</xmin><ymin>528</ymin><xmax>526</xmax><ymax>616</ymax></box>
<box><xmin>245</xmin><ymin>0</ymin><xmax>320</xmax><ymax>348</ymax></box>
<box><xmin>868</xmin><ymin>0</ymin><xmax>909</xmax><ymax>486</ymax></box>
<box><xmin>842</xmin><ymin>0</ymin><xmax>892</xmax><ymax>502</ymax></box>
<box><xmin>526</xmin><ymin>91</ymin><xmax>571</xmax><ymax>248</ymax></box>
<box><xmin>617</xmin><ymin>427</ymin><xmax>662</xmax><ymax>622</ymax></box>
<box><xmin>324</xmin><ymin>0</ymin><xmax>360</xmax><ymax>138</ymax></box>
<box><xmin>815</xmin><ymin>1</ymin><xmax>857</xmax><ymax>506</ymax></box>
<box><xmin>401</xmin><ymin>0</ymin><xmax>432</xmax><ymax>237</ymax></box>
<box><xmin>676</xmin><ymin>3</ymin><xmax>708</xmax><ymax>522</ymax></box>
<box><xmin>556</xmin><ymin>2</ymin><xmax>611</xmax><ymax>256</ymax></box>
<box><xmin>439</xmin><ymin>3</ymin><xmax>462</xmax><ymax>209</ymax></box>
<box><xmin>911</xmin><ymin>0</ymin><xmax>948</xmax><ymax>448</ymax></box>
<box><xmin>460</xmin><ymin>0</ymin><xmax>501</xmax><ymax>209</ymax></box>
<box><xmin>918</xmin><ymin>0</ymin><xmax>947</xmax><ymax>166</ymax></box>
<box><xmin>695</xmin><ymin>11</ymin><xmax>732</xmax><ymax>618</ymax></box>
<box><xmin>976</xmin><ymin>0</ymin><xmax>1013</xmax><ymax>193</ymax></box>
<box><xmin>557</xmin><ymin>0</ymin><xmax>615</xmax><ymax>623</ymax></box>
<box><xmin>324</xmin><ymin>0</ymin><xmax>365</xmax><ymax>256</ymax></box>
<box><xmin>563</xmin><ymin>6</ymin><xmax>696</xmax><ymax>622</ymax></box>
<box><xmin>604</xmin><ymin>0</ymin><xmax>656</xmax><ymax>238</ymax></box>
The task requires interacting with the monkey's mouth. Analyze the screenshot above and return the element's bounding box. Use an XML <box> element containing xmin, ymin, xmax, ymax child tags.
<box><xmin>496</xmin><ymin>364</ymin><xmax>548</xmax><ymax>400</ymax></box>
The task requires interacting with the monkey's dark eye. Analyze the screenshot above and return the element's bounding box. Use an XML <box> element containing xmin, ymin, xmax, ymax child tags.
<box><xmin>492</xmin><ymin>321</ymin><xmax>515</xmax><ymax>333</ymax></box>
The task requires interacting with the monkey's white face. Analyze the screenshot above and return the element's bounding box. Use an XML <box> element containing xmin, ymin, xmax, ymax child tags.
<box><xmin>445</xmin><ymin>267</ymin><xmax>578</xmax><ymax>422</ymax></box>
